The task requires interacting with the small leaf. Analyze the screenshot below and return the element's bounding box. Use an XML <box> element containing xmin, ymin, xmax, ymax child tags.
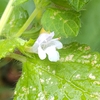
<box><xmin>68</xmin><ymin>0</ymin><xmax>90</xmax><ymax>11</ymax></box>
<box><xmin>14</xmin><ymin>42</ymin><xmax>100</xmax><ymax>100</ymax></box>
<box><xmin>41</xmin><ymin>8</ymin><xmax>81</xmax><ymax>37</ymax></box>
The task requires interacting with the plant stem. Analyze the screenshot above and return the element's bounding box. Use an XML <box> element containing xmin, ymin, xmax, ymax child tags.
<box><xmin>16</xmin><ymin>7</ymin><xmax>39</xmax><ymax>37</ymax></box>
<box><xmin>8</xmin><ymin>53</ymin><xmax>26</xmax><ymax>62</ymax></box>
<box><xmin>0</xmin><ymin>0</ymin><xmax>14</xmax><ymax>35</ymax></box>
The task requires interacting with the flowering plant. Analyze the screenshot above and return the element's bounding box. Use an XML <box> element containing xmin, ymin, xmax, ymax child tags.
<box><xmin>0</xmin><ymin>0</ymin><xmax>100</xmax><ymax>100</ymax></box>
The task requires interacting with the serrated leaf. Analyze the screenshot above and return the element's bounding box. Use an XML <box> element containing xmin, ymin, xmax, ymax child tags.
<box><xmin>68</xmin><ymin>0</ymin><xmax>90</xmax><ymax>11</ymax></box>
<box><xmin>14</xmin><ymin>42</ymin><xmax>100</xmax><ymax>100</ymax></box>
<box><xmin>2</xmin><ymin>7</ymin><xmax>28</xmax><ymax>37</ymax></box>
<box><xmin>13</xmin><ymin>0</ymin><xmax>28</xmax><ymax>6</ymax></box>
<box><xmin>41</xmin><ymin>8</ymin><xmax>81</xmax><ymax>38</ymax></box>
<box><xmin>0</xmin><ymin>38</ymin><xmax>25</xmax><ymax>59</ymax></box>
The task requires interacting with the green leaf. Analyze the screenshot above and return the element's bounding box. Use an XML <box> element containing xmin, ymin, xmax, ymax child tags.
<box><xmin>2</xmin><ymin>7</ymin><xmax>28</xmax><ymax>37</ymax></box>
<box><xmin>50</xmin><ymin>0</ymin><xmax>71</xmax><ymax>9</ymax></box>
<box><xmin>0</xmin><ymin>38</ymin><xmax>25</xmax><ymax>59</ymax></box>
<box><xmin>13</xmin><ymin>0</ymin><xmax>28</xmax><ymax>6</ymax></box>
<box><xmin>68</xmin><ymin>0</ymin><xmax>90</xmax><ymax>11</ymax></box>
<box><xmin>41</xmin><ymin>8</ymin><xmax>81</xmax><ymax>37</ymax></box>
<box><xmin>14</xmin><ymin>42</ymin><xmax>100</xmax><ymax>100</ymax></box>
<box><xmin>50</xmin><ymin>0</ymin><xmax>90</xmax><ymax>11</ymax></box>
<box><xmin>21</xmin><ymin>24</ymin><xmax>41</xmax><ymax>40</ymax></box>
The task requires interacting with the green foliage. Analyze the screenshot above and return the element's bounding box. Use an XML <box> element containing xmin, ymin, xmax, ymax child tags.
<box><xmin>41</xmin><ymin>8</ymin><xmax>81</xmax><ymax>37</ymax></box>
<box><xmin>2</xmin><ymin>7</ymin><xmax>28</xmax><ymax>37</ymax></box>
<box><xmin>34</xmin><ymin>0</ymin><xmax>50</xmax><ymax>7</ymax></box>
<box><xmin>0</xmin><ymin>38</ymin><xmax>21</xmax><ymax>59</ymax></box>
<box><xmin>50</xmin><ymin>0</ymin><xmax>89</xmax><ymax>11</ymax></box>
<box><xmin>0</xmin><ymin>0</ymin><xmax>99</xmax><ymax>100</ymax></box>
<box><xmin>68</xmin><ymin>0</ymin><xmax>90</xmax><ymax>11</ymax></box>
<box><xmin>13</xmin><ymin>0</ymin><xmax>28</xmax><ymax>6</ymax></box>
<box><xmin>21</xmin><ymin>25</ymin><xmax>41</xmax><ymax>40</ymax></box>
<box><xmin>50</xmin><ymin>0</ymin><xmax>71</xmax><ymax>9</ymax></box>
<box><xmin>14</xmin><ymin>42</ymin><xmax>100</xmax><ymax>100</ymax></box>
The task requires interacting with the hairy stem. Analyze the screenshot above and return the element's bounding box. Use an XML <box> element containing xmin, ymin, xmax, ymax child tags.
<box><xmin>8</xmin><ymin>53</ymin><xmax>26</xmax><ymax>62</ymax></box>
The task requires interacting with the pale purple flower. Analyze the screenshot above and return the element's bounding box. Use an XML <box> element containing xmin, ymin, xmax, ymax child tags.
<box><xmin>30</xmin><ymin>32</ymin><xmax>63</xmax><ymax>62</ymax></box>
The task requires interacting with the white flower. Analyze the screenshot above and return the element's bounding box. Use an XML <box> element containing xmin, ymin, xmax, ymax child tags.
<box><xmin>31</xmin><ymin>32</ymin><xmax>63</xmax><ymax>62</ymax></box>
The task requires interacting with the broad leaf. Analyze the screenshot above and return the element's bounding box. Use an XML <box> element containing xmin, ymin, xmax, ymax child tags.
<box><xmin>14</xmin><ymin>42</ymin><xmax>100</xmax><ymax>100</ymax></box>
<box><xmin>41</xmin><ymin>8</ymin><xmax>81</xmax><ymax>37</ymax></box>
<box><xmin>68</xmin><ymin>0</ymin><xmax>90</xmax><ymax>11</ymax></box>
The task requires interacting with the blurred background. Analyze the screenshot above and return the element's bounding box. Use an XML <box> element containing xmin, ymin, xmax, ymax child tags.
<box><xmin>0</xmin><ymin>0</ymin><xmax>100</xmax><ymax>99</ymax></box>
<box><xmin>63</xmin><ymin>0</ymin><xmax>100</xmax><ymax>52</ymax></box>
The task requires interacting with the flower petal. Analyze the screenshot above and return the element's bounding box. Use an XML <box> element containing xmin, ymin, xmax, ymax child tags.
<box><xmin>46</xmin><ymin>39</ymin><xmax>63</xmax><ymax>49</ymax></box>
<box><xmin>35</xmin><ymin>32</ymin><xmax>54</xmax><ymax>44</ymax></box>
<box><xmin>49</xmin><ymin>32</ymin><xmax>54</xmax><ymax>39</ymax></box>
<box><xmin>38</xmin><ymin>46</ymin><xmax>46</xmax><ymax>60</ymax></box>
<box><xmin>31</xmin><ymin>31</ymin><xmax>63</xmax><ymax>62</ymax></box>
<box><xmin>53</xmin><ymin>40</ymin><xmax>63</xmax><ymax>49</ymax></box>
<box><xmin>45</xmin><ymin>46</ymin><xmax>60</xmax><ymax>62</ymax></box>
<box><xmin>31</xmin><ymin>42</ymin><xmax>39</xmax><ymax>53</ymax></box>
<box><xmin>36</xmin><ymin>34</ymin><xmax>49</xmax><ymax>44</ymax></box>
